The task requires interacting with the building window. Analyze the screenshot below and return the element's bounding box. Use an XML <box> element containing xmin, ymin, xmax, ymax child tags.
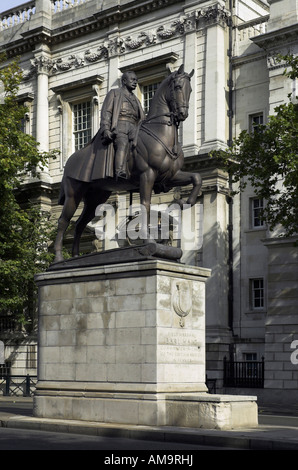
<box><xmin>17</xmin><ymin>93</ymin><xmax>34</xmax><ymax>135</ymax></box>
<box><xmin>250</xmin><ymin>278</ymin><xmax>264</xmax><ymax>310</ymax></box>
<box><xmin>249</xmin><ymin>113</ymin><xmax>264</xmax><ymax>133</ymax></box>
<box><xmin>26</xmin><ymin>345</ymin><xmax>37</xmax><ymax>369</ymax></box>
<box><xmin>142</xmin><ymin>81</ymin><xmax>160</xmax><ymax>114</ymax></box>
<box><xmin>52</xmin><ymin>74</ymin><xmax>103</xmax><ymax>166</ymax></box>
<box><xmin>73</xmin><ymin>101</ymin><xmax>92</xmax><ymax>150</ymax></box>
<box><xmin>251</xmin><ymin>197</ymin><xmax>264</xmax><ymax>228</ymax></box>
<box><xmin>243</xmin><ymin>353</ymin><xmax>258</xmax><ymax>379</ymax></box>
<box><xmin>243</xmin><ymin>353</ymin><xmax>257</xmax><ymax>362</ymax></box>
<box><xmin>120</xmin><ymin>52</ymin><xmax>178</xmax><ymax>116</ymax></box>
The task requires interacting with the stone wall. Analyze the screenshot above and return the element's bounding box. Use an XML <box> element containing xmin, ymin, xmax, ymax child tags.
<box><xmin>263</xmin><ymin>237</ymin><xmax>298</xmax><ymax>404</ymax></box>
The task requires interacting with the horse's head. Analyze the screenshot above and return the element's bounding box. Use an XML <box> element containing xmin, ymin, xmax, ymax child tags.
<box><xmin>169</xmin><ymin>64</ymin><xmax>194</xmax><ymax>123</ymax></box>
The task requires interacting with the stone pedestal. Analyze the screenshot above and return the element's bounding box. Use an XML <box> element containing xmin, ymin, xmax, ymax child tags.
<box><xmin>34</xmin><ymin>251</ymin><xmax>258</xmax><ymax>429</ymax></box>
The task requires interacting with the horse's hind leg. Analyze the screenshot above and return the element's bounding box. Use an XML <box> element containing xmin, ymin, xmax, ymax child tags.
<box><xmin>72</xmin><ymin>189</ymin><xmax>111</xmax><ymax>257</ymax></box>
<box><xmin>53</xmin><ymin>199</ymin><xmax>79</xmax><ymax>263</ymax></box>
<box><xmin>53</xmin><ymin>178</ymin><xmax>84</xmax><ymax>263</ymax></box>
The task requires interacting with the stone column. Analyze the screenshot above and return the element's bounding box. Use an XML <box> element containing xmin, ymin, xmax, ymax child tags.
<box><xmin>36</xmin><ymin>67</ymin><xmax>49</xmax><ymax>152</ymax></box>
<box><xmin>189</xmin><ymin>156</ymin><xmax>232</xmax><ymax>388</ymax></box>
<box><xmin>29</xmin><ymin>0</ymin><xmax>52</xmax><ymax>29</ymax></box>
<box><xmin>106</xmin><ymin>34</ymin><xmax>122</xmax><ymax>89</ymax></box>
<box><xmin>199</xmin><ymin>4</ymin><xmax>229</xmax><ymax>154</ymax></box>
<box><xmin>34</xmin><ymin>47</ymin><xmax>52</xmax><ymax>182</ymax></box>
<box><xmin>0</xmin><ymin>341</ymin><xmax>4</xmax><ymax>363</ymax></box>
<box><xmin>182</xmin><ymin>11</ymin><xmax>199</xmax><ymax>157</ymax></box>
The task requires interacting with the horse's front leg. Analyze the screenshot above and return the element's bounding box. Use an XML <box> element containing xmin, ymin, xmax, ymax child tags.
<box><xmin>139</xmin><ymin>168</ymin><xmax>156</xmax><ymax>241</ymax></box>
<box><xmin>171</xmin><ymin>170</ymin><xmax>202</xmax><ymax>207</ymax></box>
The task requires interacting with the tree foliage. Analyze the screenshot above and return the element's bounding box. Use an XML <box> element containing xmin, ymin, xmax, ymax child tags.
<box><xmin>213</xmin><ymin>54</ymin><xmax>298</xmax><ymax>237</ymax></box>
<box><xmin>0</xmin><ymin>54</ymin><xmax>57</xmax><ymax>329</ymax></box>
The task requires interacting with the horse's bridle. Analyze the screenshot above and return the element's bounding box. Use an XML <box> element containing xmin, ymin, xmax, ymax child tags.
<box><xmin>168</xmin><ymin>73</ymin><xmax>191</xmax><ymax>125</ymax></box>
<box><xmin>139</xmin><ymin>72</ymin><xmax>191</xmax><ymax>160</ymax></box>
<box><xmin>142</xmin><ymin>112</ymin><xmax>175</xmax><ymax>126</ymax></box>
<box><xmin>142</xmin><ymin>72</ymin><xmax>191</xmax><ymax>127</ymax></box>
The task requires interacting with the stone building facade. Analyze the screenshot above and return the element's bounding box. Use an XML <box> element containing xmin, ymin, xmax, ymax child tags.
<box><xmin>0</xmin><ymin>0</ymin><xmax>297</xmax><ymax>404</ymax></box>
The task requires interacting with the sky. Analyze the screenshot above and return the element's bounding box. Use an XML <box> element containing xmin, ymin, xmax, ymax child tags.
<box><xmin>1</xmin><ymin>0</ymin><xmax>26</xmax><ymax>13</ymax></box>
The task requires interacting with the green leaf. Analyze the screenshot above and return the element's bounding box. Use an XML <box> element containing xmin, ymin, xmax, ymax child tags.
<box><xmin>0</xmin><ymin>53</ymin><xmax>59</xmax><ymax>329</ymax></box>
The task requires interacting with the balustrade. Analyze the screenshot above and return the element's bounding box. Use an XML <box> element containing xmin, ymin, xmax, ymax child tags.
<box><xmin>0</xmin><ymin>0</ymin><xmax>89</xmax><ymax>31</ymax></box>
<box><xmin>236</xmin><ymin>17</ymin><xmax>268</xmax><ymax>42</ymax></box>
<box><xmin>0</xmin><ymin>1</ymin><xmax>36</xmax><ymax>31</ymax></box>
<box><xmin>51</xmin><ymin>0</ymin><xmax>88</xmax><ymax>13</ymax></box>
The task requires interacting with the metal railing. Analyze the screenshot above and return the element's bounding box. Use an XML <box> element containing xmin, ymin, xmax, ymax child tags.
<box><xmin>0</xmin><ymin>375</ymin><xmax>37</xmax><ymax>397</ymax></box>
<box><xmin>0</xmin><ymin>316</ymin><xmax>17</xmax><ymax>333</ymax></box>
<box><xmin>206</xmin><ymin>376</ymin><xmax>217</xmax><ymax>394</ymax></box>
<box><xmin>223</xmin><ymin>357</ymin><xmax>264</xmax><ymax>388</ymax></box>
<box><xmin>0</xmin><ymin>362</ymin><xmax>11</xmax><ymax>375</ymax></box>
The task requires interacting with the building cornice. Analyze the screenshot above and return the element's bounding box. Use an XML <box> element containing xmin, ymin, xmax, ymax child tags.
<box><xmin>1</xmin><ymin>0</ymin><xmax>182</xmax><ymax>57</ymax></box>
<box><xmin>262</xmin><ymin>235</ymin><xmax>298</xmax><ymax>247</ymax></box>
<box><xmin>14</xmin><ymin>2</ymin><xmax>230</xmax><ymax>81</ymax></box>
<box><xmin>2</xmin><ymin>26</ymin><xmax>52</xmax><ymax>57</ymax></box>
<box><xmin>251</xmin><ymin>23</ymin><xmax>298</xmax><ymax>50</ymax></box>
<box><xmin>232</xmin><ymin>51</ymin><xmax>267</xmax><ymax>68</ymax></box>
<box><xmin>2</xmin><ymin>1</ymin><xmax>231</xmax><ymax>62</ymax></box>
<box><xmin>51</xmin><ymin>74</ymin><xmax>104</xmax><ymax>94</ymax></box>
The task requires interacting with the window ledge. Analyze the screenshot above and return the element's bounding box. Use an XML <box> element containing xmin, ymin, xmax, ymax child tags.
<box><xmin>245</xmin><ymin>309</ymin><xmax>266</xmax><ymax>314</ymax></box>
<box><xmin>244</xmin><ymin>227</ymin><xmax>267</xmax><ymax>233</ymax></box>
<box><xmin>51</xmin><ymin>75</ymin><xmax>104</xmax><ymax>94</ymax></box>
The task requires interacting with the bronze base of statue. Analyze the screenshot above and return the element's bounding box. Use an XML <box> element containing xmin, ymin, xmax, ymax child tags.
<box><xmin>48</xmin><ymin>240</ymin><xmax>183</xmax><ymax>271</ymax></box>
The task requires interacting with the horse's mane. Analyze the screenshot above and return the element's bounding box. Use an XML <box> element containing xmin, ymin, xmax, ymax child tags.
<box><xmin>155</xmin><ymin>71</ymin><xmax>177</xmax><ymax>95</ymax></box>
<box><xmin>148</xmin><ymin>70</ymin><xmax>179</xmax><ymax>108</ymax></box>
<box><xmin>145</xmin><ymin>66</ymin><xmax>192</xmax><ymax>118</ymax></box>
<box><xmin>151</xmin><ymin>69</ymin><xmax>190</xmax><ymax>101</ymax></box>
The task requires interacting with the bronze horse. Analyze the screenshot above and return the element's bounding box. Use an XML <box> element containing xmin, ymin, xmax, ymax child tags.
<box><xmin>53</xmin><ymin>65</ymin><xmax>202</xmax><ymax>263</ymax></box>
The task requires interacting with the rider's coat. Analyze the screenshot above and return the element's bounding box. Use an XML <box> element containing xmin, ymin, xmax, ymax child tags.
<box><xmin>60</xmin><ymin>87</ymin><xmax>144</xmax><ymax>195</ymax></box>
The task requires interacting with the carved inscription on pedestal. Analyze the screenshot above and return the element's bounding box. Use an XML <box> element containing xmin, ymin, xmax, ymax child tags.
<box><xmin>158</xmin><ymin>330</ymin><xmax>203</xmax><ymax>364</ymax></box>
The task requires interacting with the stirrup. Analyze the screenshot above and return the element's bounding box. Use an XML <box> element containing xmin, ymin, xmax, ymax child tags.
<box><xmin>115</xmin><ymin>170</ymin><xmax>127</xmax><ymax>180</ymax></box>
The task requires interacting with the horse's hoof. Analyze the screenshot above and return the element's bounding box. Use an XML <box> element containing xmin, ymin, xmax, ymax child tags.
<box><xmin>53</xmin><ymin>253</ymin><xmax>64</xmax><ymax>263</ymax></box>
<box><xmin>175</xmin><ymin>199</ymin><xmax>187</xmax><ymax>209</ymax></box>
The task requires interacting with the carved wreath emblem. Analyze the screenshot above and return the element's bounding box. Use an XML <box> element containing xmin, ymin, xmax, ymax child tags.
<box><xmin>172</xmin><ymin>281</ymin><xmax>192</xmax><ymax>327</ymax></box>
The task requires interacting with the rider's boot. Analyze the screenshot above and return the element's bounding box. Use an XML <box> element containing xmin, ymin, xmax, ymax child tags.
<box><xmin>115</xmin><ymin>150</ymin><xmax>127</xmax><ymax>180</ymax></box>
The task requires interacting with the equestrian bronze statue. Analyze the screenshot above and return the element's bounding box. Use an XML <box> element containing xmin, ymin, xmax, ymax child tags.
<box><xmin>53</xmin><ymin>64</ymin><xmax>202</xmax><ymax>263</ymax></box>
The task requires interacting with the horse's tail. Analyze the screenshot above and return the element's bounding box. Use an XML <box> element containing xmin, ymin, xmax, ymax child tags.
<box><xmin>58</xmin><ymin>177</ymin><xmax>65</xmax><ymax>205</ymax></box>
